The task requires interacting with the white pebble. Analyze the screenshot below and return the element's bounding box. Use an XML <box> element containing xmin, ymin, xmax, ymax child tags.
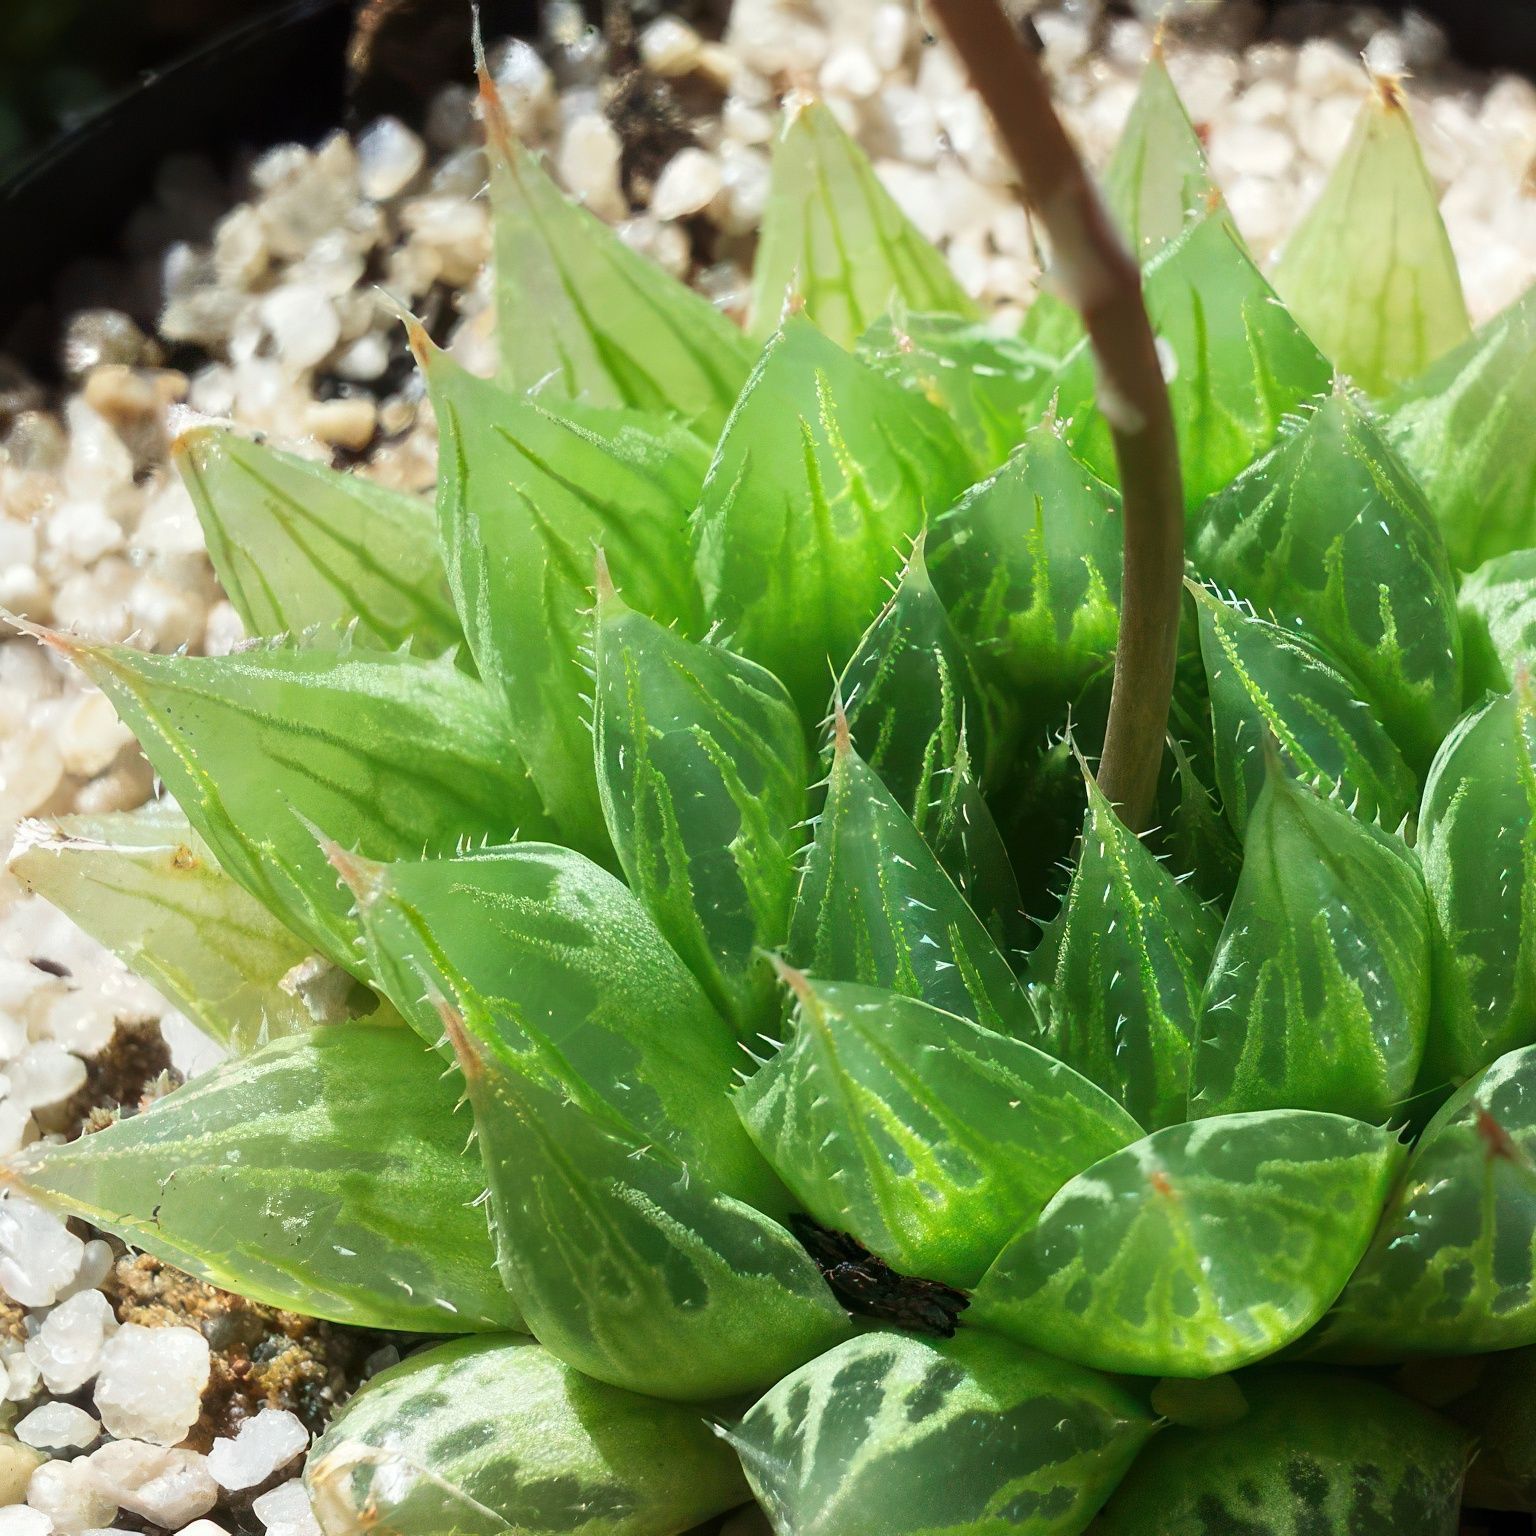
<box><xmin>819</xmin><ymin>43</ymin><xmax>882</xmax><ymax>100</ymax></box>
<box><xmin>26</xmin><ymin>1287</ymin><xmax>119</xmax><ymax>1394</ymax></box>
<box><xmin>489</xmin><ymin>39</ymin><xmax>555</xmax><ymax>137</ymax></box>
<box><xmin>178</xmin><ymin>1524</ymin><xmax>232</xmax><ymax>1536</ymax></box>
<box><xmin>26</xmin><ymin>1459</ymin><xmax>117</xmax><ymax>1535</ymax></box>
<box><xmin>56</xmin><ymin>691</ymin><xmax>131</xmax><ymax>778</ymax></box>
<box><xmin>357</xmin><ymin>117</ymin><xmax>425</xmax><ymax>201</ymax></box>
<box><xmin>257</xmin><ymin>287</ymin><xmax>340</xmax><ymax>372</ymax></box>
<box><xmin>252</xmin><ymin>1478</ymin><xmax>321</xmax><ymax>1536</ymax></box>
<box><xmin>87</xmin><ymin>1442</ymin><xmax>217</xmax><ymax>1528</ymax></box>
<box><xmin>9</xmin><ymin>1040</ymin><xmax>87</xmax><ymax>1111</ymax></box>
<box><xmin>0</xmin><ymin>1195</ymin><xmax>84</xmax><ymax>1308</ymax></box>
<box><xmin>639</xmin><ymin>17</ymin><xmax>701</xmax><ymax>76</ymax></box>
<box><xmin>94</xmin><ymin>1323</ymin><xmax>210</xmax><ymax>1446</ymax></box>
<box><xmin>0</xmin><ymin>1509</ymin><xmax>52</xmax><ymax>1536</ymax></box>
<box><xmin>16</xmin><ymin>1403</ymin><xmax>101</xmax><ymax>1452</ymax></box>
<box><xmin>651</xmin><ymin>148</ymin><xmax>723</xmax><ymax>220</ymax></box>
<box><xmin>207</xmin><ymin>1408</ymin><xmax>309</xmax><ymax>1491</ymax></box>
<box><xmin>304</xmin><ymin>398</ymin><xmax>377</xmax><ymax>452</ymax></box>
<box><xmin>558</xmin><ymin>115</ymin><xmax>626</xmax><ymax>220</ymax></box>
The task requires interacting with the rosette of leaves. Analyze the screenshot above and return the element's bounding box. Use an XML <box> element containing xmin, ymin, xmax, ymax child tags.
<box><xmin>13</xmin><ymin>44</ymin><xmax>1536</xmax><ymax>1536</ymax></box>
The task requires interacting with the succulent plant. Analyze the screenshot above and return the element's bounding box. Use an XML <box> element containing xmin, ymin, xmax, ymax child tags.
<box><xmin>9</xmin><ymin>20</ymin><xmax>1536</xmax><ymax>1536</ymax></box>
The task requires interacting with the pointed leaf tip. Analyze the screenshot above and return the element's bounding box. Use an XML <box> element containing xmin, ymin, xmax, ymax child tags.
<box><xmin>324</xmin><ymin>842</ymin><xmax>386</xmax><ymax>907</ymax></box>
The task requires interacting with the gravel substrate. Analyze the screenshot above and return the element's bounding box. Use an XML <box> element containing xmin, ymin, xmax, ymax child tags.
<box><xmin>2</xmin><ymin>0</ymin><xmax>1535</xmax><ymax>1529</ymax></box>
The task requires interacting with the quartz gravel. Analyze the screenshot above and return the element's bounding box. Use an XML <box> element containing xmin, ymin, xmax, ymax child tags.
<box><xmin>3</xmin><ymin>0</ymin><xmax>1536</xmax><ymax>1528</ymax></box>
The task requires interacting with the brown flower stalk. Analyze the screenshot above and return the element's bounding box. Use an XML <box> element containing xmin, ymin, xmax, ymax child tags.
<box><xmin>926</xmin><ymin>0</ymin><xmax>1185</xmax><ymax>832</ymax></box>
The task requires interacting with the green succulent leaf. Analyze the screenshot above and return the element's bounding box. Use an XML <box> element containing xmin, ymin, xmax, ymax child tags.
<box><xmin>1163</xmin><ymin>732</ymin><xmax>1243</xmax><ymax>907</ymax></box>
<box><xmin>1190</xmin><ymin>392</ymin><xmax>1462</xmax><ymax>769</ymax></box>
<box><xmin>9</xmin><ymin>808</ymin><xmax>314</xmax><ymax>1054</ymax></box>
<box><xmin>1029</xmin><ymin>765</ymin><xmax>1220</xmax><ymax>1132</ymax></box>
<box><xmin>1189</xmin><ymin>758</ymin><xmax>1432</xmax><ymax>1121</ymax></box>
<box><xmin>1104</xmin><ymin>53</ymin><xmax>1226</xmax><ymax>262</ymax></box>
<box><xmin>751</xmin><ymin>100</ymin><xmax>978</xmax><ymax>349</ymax></box>
<box><xmin>175</xmin><ymin>427</ymin><xmax>461</xmax><ymax>658</ymax></box>
<box><xmin>971</xmin><ymin>1110</ymin><xmax>1405</xmax><ymax>1377</ymax></box>
<box><xmin>1418</xmin><ymin>684</ymin><xmax>1536</xmax><ymax>1085</ymax></box>
<box><xmin>1386</xmin><ymin>283</ymin><xmax>1536</xmax><ymax>569</ymax></box>
<box><xmin>858</xmin><ymin>310</ymin><xmax>1054</xmax><ymax>470</ymax></box>
<box><xmin>1052</xmin><ymin>213</ymin><xmax>1332</xmax><ymax>509</ymax></box>
<box><xmin>1319</xmin><ymin>1043</ymin><xmax>1536</xmax><ymax>1357</ymax></box>
<box><xmin>927</xmin><ymin>423</ymin><xmax>1122</xmax><ymax>727</ymax></box>
<box><xmin>306</xmin><ymin>1335</ymin><xmax>748</xmax><ymax>1536</ymax></box>
<box><xmin>346</xmin><ymin>843</ymin><xmax>782</xmax><ymax>1213</ymax></box>
<box><xmin>48</xmin><ymin>635</ymin><xmax>553</xmax><ymax>970</ymax></box>
<box><xmin>789</xmin><ymin>730</ymin><xmax>1034</xmax><ymax>1038</ymax></box>
<box><xmin>1273</xmin><ymin>83</ymin><xmax>1470</xmax><ymax>397</ymax></box>
<box><xmin>836</xmin><ymin>538</ymin><xmax>1020</xmax><ymax>940</ymax></box>
<box><xmin>444</xmin><ymin>1003</ymin><xmax>851</xmax><ymax>1401</ymax></box>
<box><xmin>594</xmin><ymin>580</ymin><xmax>807</xmax><ymax>1036</ymax></box>
<box><xmin>424</xmin><ymin>339</ymin><xmax>707</xmax><ymax>859</ymax></box>
<box><xmin>1093</xmin><ymin>1369</ymin><xmax>1469</xmax><ymax>1535</ymax></box>
<box><xmin>8</xmin><ymin>1024</ymin><xmax>517</xmax><ymax>1334</ymax></box>
<box><xmin>735</xmin><ymin>971</ymin><xmax>1141</xmax><ymax>1288</ymax></box>
<box><xmin>728</xmin><ymin>1329</ymin><xmax>1154</xmax><ymax>1536</ymax></box>
<box><xmin>484</xmin><ymin>83</ymin><xmax>754</xmax><ymax>435</ymax></box>
<box><xmin>1189</xmin><ymin>582</ymin><xmax>1418</xmax><ymax>837</ymax></box>
<box><xmin>1430</xmin><ymin>1346</ymin><xmax>1536</xmax><ymax>1512</ymax></box>
<box><xmin>1458</xmin><ymin>548</ymin><xmax>1536</xmax><ymax>699</ymax></box>
<box><xmin>692</xmin><ymin>314</ymin><xmax>975</xmax><ymax>719</ymax></box>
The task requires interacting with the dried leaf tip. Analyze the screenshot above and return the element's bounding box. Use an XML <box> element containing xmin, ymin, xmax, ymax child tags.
<box><xmin>472</xmin><ymin>10</ymin><xmax>516</xmax><ymax>157</ymax></box>
<box><xmin>830</xmin><ymin>688</ymin><xmax>852</xmax><ymax>758</ymax></box>
<box><xmin>593</xmin><ymin>548</ymin><xmax>618</xmax><ymax>607</ymax></box>
<box><xmin>767</xmin><ymin>953</ymin><xmax>815</xmax><ymax>1006</ymax></box>
<box><xmin>1</xmin><ymin>609</ymin><xmax>81</xmax><ymax>658</ymax></box>
<box><xmin>1370</xmin><ymin>69</ymin><xmax>1409</xmax><ymax>113</ymax></box>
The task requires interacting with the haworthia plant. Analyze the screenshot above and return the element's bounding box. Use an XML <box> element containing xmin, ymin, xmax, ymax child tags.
<box><xmin>735</xmin><ymin>971</ymin><xmax>1140</xmax><ymax>1286</ymax></box>
<box><xmin>8</xmin><ymin>1025</ymin><xmax>518</xmax><ymax>1333</ymax></box>
<box><xmin>1189</xmin><ymin>758</ymin><xmax>1431</xmax><ymax>1122</ymax></box>
<box><xmin>1387</xmin><ymin>282</ymin><xmax>1536</xmax><ymax>569</ymax></box>
<box><xmin>1273</xmin><ymin>79</ymin><xmax>1470</xmax><ymax>396</ymax></box>
<box><xmin>751</xmin><ymin>99</ymin><xmax>978</xmax><ymax>349</ymax></box>
<box><xmin>971</xmin><ymin>1111</ymin><xmax>1404</xmax><ymax>1376</ymax></box>
<box><xmin>10</xmin><ymin>42</ymin><xmax>1536</xmax><ymax>1536</ymax></box>
<box><xmin>1191</xmin><ymin>390</ymin><xmax>1462</xmax><ymax>770</ymax></box>
<box><xmin>1093</xmin><ymin>1370</ymin><xmax>1469</xmax><ymax>1534</ymax></box>
<box><xmin>175</xmin><ymin>427</ymin><xmax>461</xmax><ymax>657</ymax></box>
<box><xmin>728</xmin><ymin>1329</ymin><xmax>1154</xmax><ymax>1536</ymax></box>
<box><xmin>307</xmin><ymin>1334</ymin><xmax>749</xmax><ymax>1536</ymax></box>
<box><xmin>10</xmin><ymin>808</ymin><xmax>315</xmax><ymax>1054</ymax></box>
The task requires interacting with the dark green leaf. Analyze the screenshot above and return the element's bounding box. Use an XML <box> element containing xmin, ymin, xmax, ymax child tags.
<box><xmin>751</xmin><ymin>100</ymin><xmax>978</xmax><ymax>349</ymax></box>
<box><xmin>1458</xmin><ymin>548</ymin><xmax>1536</xmax><ymax>699</ymax></box>
<box><xmin>728</xmin><ymin>1330</ymin><xmax>1153</xmax><ymax>1536</ymax></box>
<box><xmin>1093</xmin><ymin>1370</ymin><xmax>1468</xmax><ymax>1535</ymax></box>
<box><xmin>1189</xmin><ymin>581</ymin><xmax>1418</xmax><ymax>837</ymax></box>
<box><xmin>735</xmin><ymin>971</ymin><xmax>1141</xmax><ymax>1287</ymax></box>
<box><xmin>9</xmin><ymin>1024</ymin><xmax>518</xmax><ymax>1333</ymax></box>
<box><xmin>443</xmin><ymin>1002</ymin><xmax>851</xmax><ymax>1400</ymax></box>
<box><xmin>858</xmin><ymin>310</ymin><xmax>1053</xmax><ymax>470</ymax></box>
<box><xmin>1385</xmin><ymin>283</ymin><xmax>1536</xmax><ymax>569</ymax></box>
<box><xmin>307</xmin><ymin>1335</ymin><xmax>748</xmax><ymax>1536</ymax></box>
<box><xmin>344</xmin><ymin>842</ymin><xmax>783</xmax><ymax>1214</ymax></box>
<box><xmin>1418</xmin><ymin>684</ymin><xmax>1536</xmax><ymax>1085</ymax></box>
<box><xmin>927</xmin><ymin>422</ymin><xmax>1122</xmax><ymax>728</ymax></box>
<box><xmin>1189</xmin><ymin>757</ymin><xmax>1431</xmax><ymax>1121</ymax></box>
<box><xmin>593</xmin><ymin>581</ymin><xmax>807</xmax><ymax>1036</ymax></box>
<box><xmin>424</xmin><ymin>339</ymin><xmax>707</xmax><ymax>858</ymax></box>
<box><xmin>1029</xmin><ymin>764</ymin><xmax>1220</xmax><ymax>1131</ymax></box>
<box><xmin>1317</xmin><ymin>1042</ymin><xmax>1536</xmax><ymax>1356</ymax></box>
<box><xmin>1052</xmin><ymin>213</ymin><xmax>1332</xmax><ymax>509</ymax></box>
<box><xmin>971</xmin><ymin>1110</ymin><xmax>1405</xmax><ymax>1376</ymax></box>
<box><xmin>692</xmin><ymin>314</ymin><xmax>975</xmax><ymax>719</ymax></box>
<box><xmin>1191</xmin><ymin>392</ymin><xmax>1462</xmax><ymax>770</ymax></box>
<box><xmin>1272</xmin><ymin>83</ymin><xmax>1470</xmax><ymax>397</ymax></box>
<box><xmin>788</xmin><ymin>727</ymin><xmax>1034</xmax><ymax>1038</ymax></box>
<box><xmin>837</xmin><ymin>537</ymin><xmax>1020</xmax><ymax>940</ymax></box>
<box><xmin>175</xmin><ymin>427</ymin><xmax>460</xmax><ymax>657</ymax></box>
<box><xmin>484</xmin><ymin>79</ymin><xmax>754</xmax><ymax>435</ymax></box>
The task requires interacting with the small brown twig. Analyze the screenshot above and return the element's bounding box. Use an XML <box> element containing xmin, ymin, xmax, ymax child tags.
<box><xmin>926</xmin><ymin>0</ymin><xmax>1184</xmax><ymax>832</ymax></box>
